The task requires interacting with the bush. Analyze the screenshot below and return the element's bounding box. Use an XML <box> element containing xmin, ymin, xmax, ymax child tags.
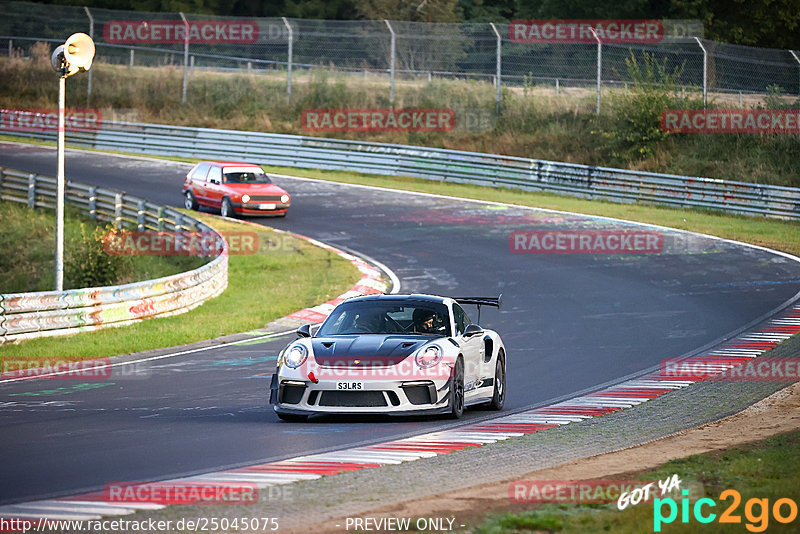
<box><xmin>597</xmin><ymin>51</ymin><xmax>698</xmax><ymax>161</ymax></box>
<box><xmin>761</xmin><ymin>84</ymin><xmax>796</xmax><ymax>110</ymax></box>
<box><xmin>67</xmin><ymin>224</ymin><xmax>131</xmax><ymax>288</ymax></box>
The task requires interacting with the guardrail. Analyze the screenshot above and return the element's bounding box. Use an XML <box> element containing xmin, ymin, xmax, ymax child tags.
<box><xmin>6</xmin><ymin>120</ymin><xmax>800</xmax><ymax>219</ymax></box>
<box><xmin>0</xmin><ymin>167</ymin><xmax>228</xmax><ymax>344</ymax></box>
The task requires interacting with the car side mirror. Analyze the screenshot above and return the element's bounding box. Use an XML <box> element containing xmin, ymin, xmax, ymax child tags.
<box><xmin>296</xmin><ymin>324</ymin><xmax>311</xmax><ymax>338</ymax></box>
<box><xmin>464</xmin><ymin>324</ymin><xmax>483</xmax><ymax>337</ymax></box>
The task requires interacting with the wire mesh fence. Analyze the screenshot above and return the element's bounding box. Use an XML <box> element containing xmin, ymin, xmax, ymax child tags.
<box><xmin>1</xmin><ymin>0</ymin><xmax>799</xmax><ymax>109</ymax></box>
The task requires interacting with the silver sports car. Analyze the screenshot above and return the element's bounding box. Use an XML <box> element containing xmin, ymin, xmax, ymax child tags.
<box><xmin>269</xmin><ymin>294</ymin><xmax>505</xmax><ymax>421</ymax></box>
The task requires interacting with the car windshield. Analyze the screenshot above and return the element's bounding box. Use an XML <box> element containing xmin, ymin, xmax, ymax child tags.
<box><xmin>223</xmin><ymin>167</ymin><xmax>271</xmax><ymax>184</ymax></box>
<box><xmin>317</xmin><ymin>300</ymin><xmax>451</xmax><ymax>337</ymax></box>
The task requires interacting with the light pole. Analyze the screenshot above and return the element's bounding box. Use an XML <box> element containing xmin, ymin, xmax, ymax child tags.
<box><xmin>50</xmin><ymin>33</ymin><xmax>95</xmax><ymax>291</ymax></box>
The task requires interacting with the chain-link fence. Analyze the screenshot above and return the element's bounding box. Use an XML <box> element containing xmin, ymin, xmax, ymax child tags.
<box><xmin>2</xmin><ymin>0</ymin><xmax>799</xmax><ymax>110</ymax></box>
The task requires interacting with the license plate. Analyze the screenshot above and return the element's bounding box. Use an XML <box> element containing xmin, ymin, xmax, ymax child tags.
<box><xmin>259</xmin><ymin>203</ymin><xmax>276</xmax><ymax>210</ymax></box>
<box><xmin>336</xmin><ymin>381</ymin><xmax>364</xmax><ymax>391</ymax></box>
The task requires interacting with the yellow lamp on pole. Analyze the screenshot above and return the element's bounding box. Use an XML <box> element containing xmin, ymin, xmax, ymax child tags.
<box><xmin>50</xmin><ymin>33</ymin><xmax>95</xmax><ymax>291</ymax></box>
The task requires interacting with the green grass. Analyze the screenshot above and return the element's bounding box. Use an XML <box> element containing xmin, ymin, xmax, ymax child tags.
<box><xmin>469</xmin><ymin>430</ymin><xmax>800</xmax><ymax>533</ymax></box>
<box><xmin>0</xmin><ymin>211</ymin><xmax>361</xmax><ymax>360</ymax></box>
<box><xmin>0</xmin><ymin>200</ymin><xmax>204</xmax><ymax>292</ymax></box>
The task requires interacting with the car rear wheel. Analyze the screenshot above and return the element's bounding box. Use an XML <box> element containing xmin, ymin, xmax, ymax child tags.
<box><xmin>488</xmin><ymin>350</ymin><xmax>506</xmax><ymax>411</ymax></box>
<box><xmin>184</xmin><ymin>191</ymin><xmax>198</xmax><ymax>210</ymax></box>
<box><xmin>220</xmin><ymin>197</ymin><xmax>235</xmax><ymax>218</ymax></box>
<box><xmin>448</xmin><ymin>357</ymin><xmax>465</xmax><ymax>419</ymax></box>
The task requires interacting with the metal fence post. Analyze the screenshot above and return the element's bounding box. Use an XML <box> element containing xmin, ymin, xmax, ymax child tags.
<box><xmin>7</xmin><ymin>39</ymin><xmax>11</xmax><ymax>57</ymax></box>
<box><xmin>27</xmin><ymin>173</ymin><xmax>36</xmax><ymax>208</ymax></box>
<box><xmin>590</xmin><ymin>28</ymin><xmax>601</xmax><ymax>115</ymax></box>
<box><xmin>137</xmin><ymin>199</ymin><xmax>146</xmax><ymax>231</ymax></box>
<box><xmin>694</xmin><ymin>37</ymin><xmax>707</xmax><ymax>108</ymax></box>
<box><xmin>179</xmin><ymin>12</ymin><xmax>189</xmax><ymax>104</ymax></box>
<box><xmin>157</xmin><ymin>206</ymin><xmax>165</xmax><ymax>231</ymax></box>
<box><xmin>114</xmin><ymin>192</ymin><xmax>123</xmax><ymax>229</ymax></box>
<box><xmin>129</xmin><ymin>48</ymin><xmax>134</xmax><ymax>69</ymax></box>
<box><xmin>384</xmin><ymin>20</ymin><xmax>396</xmax><ymax>105</ymax></box>
<box><xmin>791</xmin><ymin>50</ymin><xmax>800</xmax><ymax>139</ymax></box>
<box><xmin>490</xmin><ymin>23</ymin><xmax>502</xmax><ymax>111</ymax></box>
<box><xmin>282</xmin><ymin>17</ymin><xmax>292</xmax><ymax>97</ymax></box>
<box><xmin>88</xmin><ymin>186</ymin><xmax>97</xmax><ymax>220</ymax></box>
<box><xmin>84</xmin><ymin>6</ymin><xmax>93</xmax><ymax>102</ymax></box>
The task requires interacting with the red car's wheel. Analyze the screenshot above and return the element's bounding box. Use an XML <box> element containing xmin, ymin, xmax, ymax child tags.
<box><xmin>184</xmin><ymin>190</ymin><xmax>198</xmax><ymax>210</ymax></box>
<box><xmin>220</xmin><ymin>197</ymin><xmax>235</xmax><ymax>218</ymax></box>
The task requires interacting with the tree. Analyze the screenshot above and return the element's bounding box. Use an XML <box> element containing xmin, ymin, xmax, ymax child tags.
<box><xmin>356</xmin><ymin>0</ymin><xmax>463</xmax><ymax>23</ymax></box>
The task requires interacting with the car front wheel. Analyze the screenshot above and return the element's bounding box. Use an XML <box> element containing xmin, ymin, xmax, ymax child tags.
<box><xmin>220</xmin><ymin>197</ymin><xmax>235</xmax><ymax>218</ymax></box>
<box><xmin>448</xmin><ymin>357</ymin><xmax>465</xmax><ymax>419</ymax></box>
<box><xmin>488</xmin><ymin>350</ymin><xmax>505</xmax><ymax>411</ymax></box>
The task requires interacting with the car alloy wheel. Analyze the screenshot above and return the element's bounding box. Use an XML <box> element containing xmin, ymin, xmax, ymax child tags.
<box><xmin>449</xmin><ymin>357</ymin><xmax>465</xmax><ymax>418</ymax></box>
<box><xmin>184</xmin><ymin>191</ymin><xmax>198</xmax><ymax>210</ymax></box>
<box><xmin>489</xmin><ymin>351</ymin><xmax>505</xmax><ymax>410</ymax></box>
<box><xmin>221</xmin><ymin>198</ymin><xmax>234</xmax><ymax>218</ymax></box>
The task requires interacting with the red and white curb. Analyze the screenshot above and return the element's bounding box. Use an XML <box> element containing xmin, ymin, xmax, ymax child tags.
<box><xmin>2</xmin><ymin>304</ymin><xmax>797</xmax><ymax>521</ymax></box>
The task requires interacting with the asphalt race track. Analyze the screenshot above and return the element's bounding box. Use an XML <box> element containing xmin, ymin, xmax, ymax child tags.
<box><xmin>2</xmin><ymin>142</ymin><xmax>800</xmax><ymax>504</ymax></box>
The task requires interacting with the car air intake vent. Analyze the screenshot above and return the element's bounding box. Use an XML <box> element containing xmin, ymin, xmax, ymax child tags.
<box><xmin>403</xmin><ymin>385</ymin><xmax>433</xmax><ymax>405</ymax></box>
<box><xmin>321</xmin><ymin>342</ymin><xmax>335</xmax><ymax>349</ymax></box>
<box><xmin>249</xmin><ymin>195</ymin><xmax>283</xmax><ymax>202</ymax></box>
<box><xmin>319</xmin><ymin>391</ymin><xmax>388</xmax><ymax>407</ymax></box>
<box><xmin>279</xmin><ymin>384</ymin><xmax>305</xmax><ymax>404</ymax></box>
<box><xmin>401</xmin><ymin>342</ymin><xmax>416</xmax><ymax>349</ymax></box>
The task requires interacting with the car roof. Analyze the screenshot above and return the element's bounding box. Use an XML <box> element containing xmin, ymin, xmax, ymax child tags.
<box><xmin>202</xmin><ymin>161</ymin><xmax>263</xmax><ymax>168</ymax></box>
<box><xmin>343</xmin><ymin>294</ymin><xmax>450</xmax><ymax>305</ymax></box>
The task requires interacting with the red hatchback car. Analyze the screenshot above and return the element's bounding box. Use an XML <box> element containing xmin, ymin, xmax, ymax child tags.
<box><xmin>183</xmin><ymin>161</ymin><xmax>291</xmax><ymax>218</ymax></box>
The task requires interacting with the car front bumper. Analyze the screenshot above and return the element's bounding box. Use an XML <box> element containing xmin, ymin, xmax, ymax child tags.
<box><xmin>234</xmin><ymin>201</ymin><xmax>290</xmax><ymax>216</ymax></box>
<box><xmin>269</xmin><ymin>373</ymin><xmax>452</xmax><ymax>416</ymax></box>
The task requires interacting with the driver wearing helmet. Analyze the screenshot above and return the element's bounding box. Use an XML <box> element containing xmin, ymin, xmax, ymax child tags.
<box><xmin>412</xmin><ymin>308</ymin><xmax>439</xmax><ymax>334</ymax></box>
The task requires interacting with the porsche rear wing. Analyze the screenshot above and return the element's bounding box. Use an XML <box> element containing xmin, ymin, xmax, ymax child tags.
<box><xmin>452</xmin><ymin>295</ymin><xmax>502</xmax><ymax>323</ymax></box>
<box><xmin>453</xmin><ymin>296</ymin><xmax>502</xmax><ymax>309</ymax></box>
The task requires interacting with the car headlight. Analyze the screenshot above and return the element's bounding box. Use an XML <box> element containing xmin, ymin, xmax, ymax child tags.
<box><xmin>415</xmin><ymin>344</ymin><xmax>442</xmax><ymax>368</ymax></box>
<box><xmin>284</xmin><ymin>344</ymin><xmax>308</xmax><ymax>368</ymax></box>
<box><xmin>241</xmin><ymin>194</ymin><xmax>250</xmax><ymax>203</ymax></box>
<box><xmin>281</xmin><ymin>194</ymin><xmax>290</xmax><ymax>204</ymax></box>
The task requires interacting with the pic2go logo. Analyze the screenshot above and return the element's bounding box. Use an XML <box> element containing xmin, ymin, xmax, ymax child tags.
<box><xmin>654</xmin><ymin>489</ymin><xmax>798</xmax><ymax>532</ymax></box>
